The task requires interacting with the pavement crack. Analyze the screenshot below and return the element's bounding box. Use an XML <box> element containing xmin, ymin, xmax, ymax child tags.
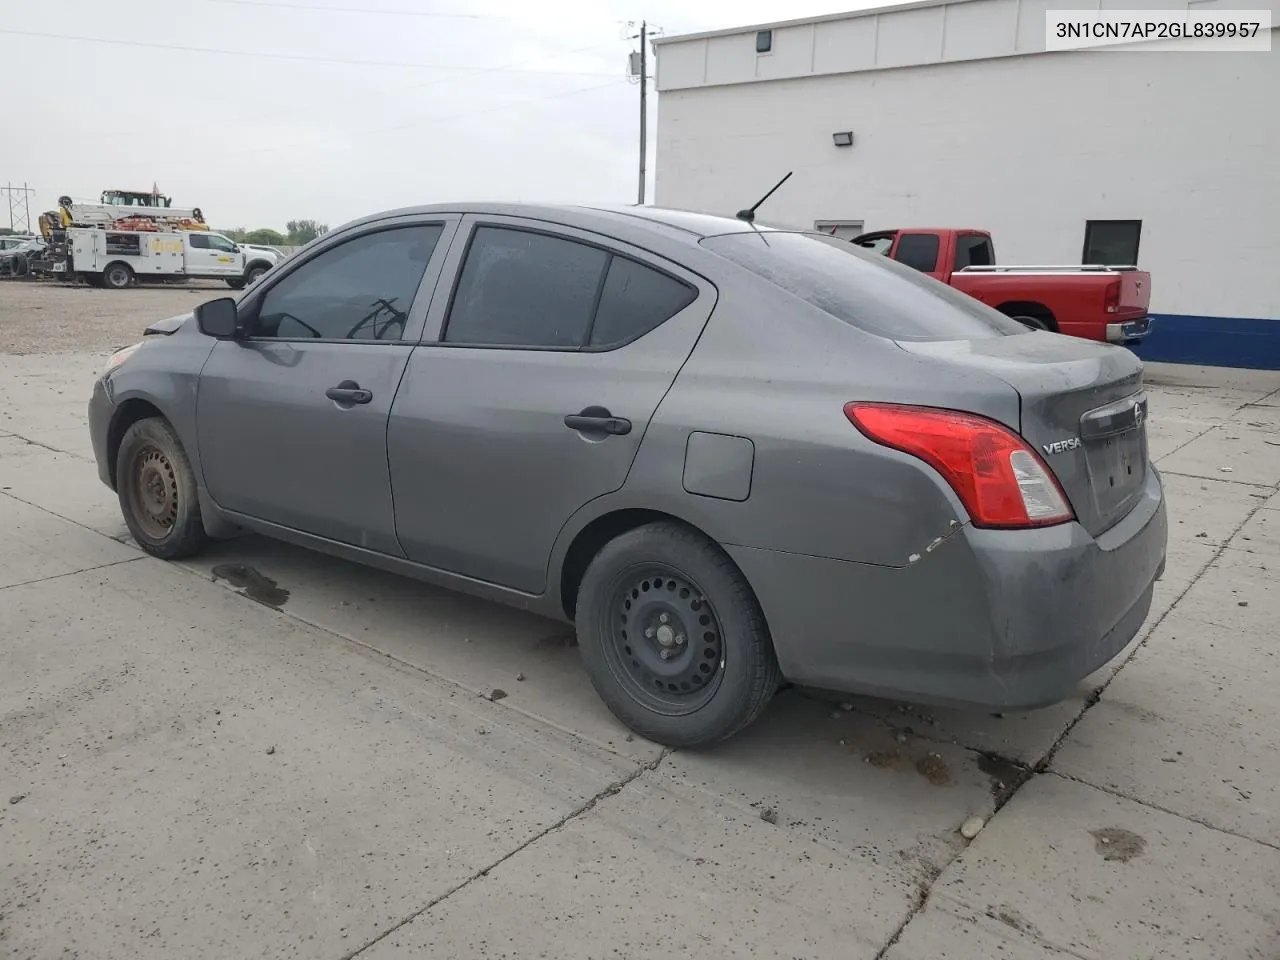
<box><xmin>1036</xmin><ymin>491</ymin><xmax>1273</xmax><ymax>775</ymax></box>
<box><xmin>0</xmin><ymin>487</ymin><xmax>136</xmax><ymax>544</ymax></box>
<box><xmin>1158</xmin><ymin>468</ymin><xmax>1277</xmax><ymax>489</ymax></box>
<box><xmin>1046</xmin><ymin>770</ymin><xmax>1280</xmax><ymax>852</ymax></box>
<box><xmin>3</xmin><ymin>431</ymin><xmax>94</xmax><ymax>462</ymax></box>
<box><xmin>0</xmin><ymin>555</ymin><xmax>144</xmax><ymax>592</ymax></box>
<box><xmin>341</xmin><ymin>749</ymin><xmax>670</xmax><ymax>959</ymax></box>
<box><xmin>872</xmin><ymin>478</ymin><xmax>1274</xmax><ymax>960</ymax></box>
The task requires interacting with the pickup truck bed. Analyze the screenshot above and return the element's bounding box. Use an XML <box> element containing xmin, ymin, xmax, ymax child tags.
<box><xmin>851</xmin><ymin>228</ymin><xmax>1152</xmax><ymax>345</ymax></box>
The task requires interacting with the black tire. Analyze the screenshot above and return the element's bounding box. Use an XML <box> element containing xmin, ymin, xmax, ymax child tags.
<box><xmin>102</xmin><ymin>262</ymin><xmax>133</xmax><ymax>290</ymax></box>
<box><xmin>245</xmin><ymin>264</ymin><xmax>268</xmax><ymax>284</ymax></box>
<box><xmin>116</xmin><ymin>417</ymin><xmax>209</xmax><ymax>559</ymax></box>
<box><xmin>575</xmin><ymin>522</ymin><xmax>781</xmax><ymax>748</ymax></box>
<box><xmin>226</xmin><ymin>278</ymin><xmax>246</xmax><ymax>290</ymax></box>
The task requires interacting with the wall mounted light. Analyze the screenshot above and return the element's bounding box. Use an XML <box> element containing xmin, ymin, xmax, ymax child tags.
<box><xmin>832</xmin><ymin>131</ymin><xmax>854</xmax><ymax>148</ymax></box>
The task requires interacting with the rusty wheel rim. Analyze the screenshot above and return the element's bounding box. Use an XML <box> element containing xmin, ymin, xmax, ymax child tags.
<box><xmin>129</xmin><ymin>444</ymin><xmax>179</xmax><ymax>540</ymax></box>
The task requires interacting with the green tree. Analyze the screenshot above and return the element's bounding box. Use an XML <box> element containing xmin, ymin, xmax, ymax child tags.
<box><xmin>221</xmin><ymin>227</ymin><xmax>249</xmax><ymax>242</ymax></box>
<box><xmin>244</xmin><ymin>228</ymin><xmax>287</xmax><ymax>246</ymax></box>
<box><xmin>286</xmin><ymin>219</ymin><xmax>329</xmax><ymax>245</ymax></box>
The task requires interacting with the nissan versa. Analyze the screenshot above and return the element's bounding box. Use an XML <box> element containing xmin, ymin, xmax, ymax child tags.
<box><xmin>89</xmin><ymin>204</ymin><xmax>1168</xmax><ymax>747</ymax></box>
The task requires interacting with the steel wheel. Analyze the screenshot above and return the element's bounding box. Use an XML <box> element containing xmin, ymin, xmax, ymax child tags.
<box><xmin>107</xmin><ymin>265</ymin><xmax>130</xmax><ymax>288</ymax></box>
<box><xmin>604</xmin><ymin>564</ymin><xmax>726</xmax><ymax>715</ymax></box>
<box><xmin>116</xmin><ymin>417</ymin><xmax>209</xmax><ymax>559</ymax></box>
<box><xmin>128</xmin><ymin>443</ymin><xmax>180</xmax><ymax>540</ymax></box>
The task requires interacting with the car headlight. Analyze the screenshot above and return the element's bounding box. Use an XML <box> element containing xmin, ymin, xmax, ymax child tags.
<box><xmin>102</xmin><ymin>342</ymin><xmax>143</xmax><ymax>377</ymax></box>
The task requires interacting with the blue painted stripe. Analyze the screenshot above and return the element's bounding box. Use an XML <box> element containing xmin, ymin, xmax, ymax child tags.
<box><xmin>1128</xmin><ymin>313</ymin><xmax>1280</xmax><ymax>370</ymax></box>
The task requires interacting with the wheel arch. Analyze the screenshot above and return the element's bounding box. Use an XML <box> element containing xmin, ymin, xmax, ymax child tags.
<box><xmin>245</xmin><ymin>258</ymin><xmax>273</xmax><ymax>275</ymax></box>
<box><xmin>106</xmin><ymin>397</ymin><xmax>168</xmax><ymax>490</ymax></box>
<box><xmin>995</xmin><ymin>300</ymin><xmax>1057</xmax><ymax>330</ymax></box>
<box><xmin>555</xmin><ymin>506</ymin><xmax>740</xmax><ymax>621</ymax></box>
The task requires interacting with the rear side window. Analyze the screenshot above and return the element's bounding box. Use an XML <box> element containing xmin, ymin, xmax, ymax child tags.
<box><xmin>954</xmin><ymin>234</ymin><xmax>993</xmax><ymax>270</ymax></box>
<box><xmin>894</xmin><ymin>233</ymin><xmax>940</xmax><ymax>272</ymax></box>
<box><xmin>444</xmin><ymin>225</ymin><xmax>694</xmax><ymax>349</ymax></box>
<box><xmin>702</xmin><ymin>232</ymin><xmax>1026</xmax><ymax>341</ymax></box>
<box><xmin>590</xmin><ymin>256</ymin><xmax>696</xmax><ymax>348</ymax></box>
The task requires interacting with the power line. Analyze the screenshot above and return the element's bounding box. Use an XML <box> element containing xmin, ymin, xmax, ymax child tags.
<box><xmin>238</xmin><ymin>78</ymin><xmax>629</xmax><ymax>159</ymax></box>
<box><xmin>0</xmin><ymin>28</ymin><xmax>620</xmax><ymax>76</ymax></box>
<box><xmin>36</xmin><ymin>37</ymin><xmax>626</xmax><ymax>148</ymax></box>
<box><xmin>199</xmin><ymin>0</ymin><xmax>517</xmax><ymax>18</ymax></box>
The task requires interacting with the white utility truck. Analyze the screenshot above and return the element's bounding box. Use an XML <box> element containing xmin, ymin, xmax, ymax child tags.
<box><xmin>60</xmin><ymin>227</ymin><xmax>274</xmax><ymax>289</ymax></box>
<box><xmin>34</xmin><ymin>186</ymin><xmax>278</xmax><ymax>289</ymax></box>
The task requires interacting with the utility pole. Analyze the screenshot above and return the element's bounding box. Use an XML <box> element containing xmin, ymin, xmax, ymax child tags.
<box><xmin>626</xmin><ymin>20</ymin><xmax>660</xmax><ymax>205</ymax></box>
<box><xmin>637</xmin><ymin>20</ymin><xmax>647</xmax><ymax>206</ymax></box>
<box><xmin>1</xmin><ymin>182</ymin><xmax>36</xmax><ymax>234</ymax></box>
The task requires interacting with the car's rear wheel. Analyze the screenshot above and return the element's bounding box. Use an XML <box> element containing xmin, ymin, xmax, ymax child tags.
<box><xmin>576</xmin><ymin>522</ymin><xmax>780</xmax><ymax>747</ymax></box>
<box><xmin>117</xmin><ymin>417</ymin><xmax>209</xmax><ymax>559</ymax></box>
<box><xmin>226</xmin><ymin>278</ymin><xmax>245</xmax><ymax>290</ymax></box>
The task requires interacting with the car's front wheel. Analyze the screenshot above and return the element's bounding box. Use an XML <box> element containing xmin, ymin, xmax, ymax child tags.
<box><xmin>576</xmin><ymin>522</ymin><xmax>781</xmax><ymax>748</ymax></box>
<box><xmin>116</xmin><ymin>417</ymin><xmax>209</xmax><ymax>559</ymax></box>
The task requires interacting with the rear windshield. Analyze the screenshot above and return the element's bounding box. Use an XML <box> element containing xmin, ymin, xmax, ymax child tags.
<box><xmin>701</xmin><ymin>231</ymin><xmax>1027</xmax><ymax>341</ymax></box>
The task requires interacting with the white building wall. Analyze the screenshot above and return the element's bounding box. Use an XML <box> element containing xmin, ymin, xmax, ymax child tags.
<box><xmin>655</xmin><ymin>35</ymin><xmax>1280</xmax><ymax>320</ymax></box>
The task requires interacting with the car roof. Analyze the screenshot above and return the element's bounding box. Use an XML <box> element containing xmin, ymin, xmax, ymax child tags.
<box><xmin>338</xmin><ymin>202</ymin><xmax>780</xmax><ymax>246</ymax></box>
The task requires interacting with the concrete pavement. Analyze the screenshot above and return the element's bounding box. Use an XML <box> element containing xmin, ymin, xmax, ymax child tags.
<box><xmin>2</xmin><ymin>353</ymin><xmax>1278</xmax><ymax>959</ymax></box>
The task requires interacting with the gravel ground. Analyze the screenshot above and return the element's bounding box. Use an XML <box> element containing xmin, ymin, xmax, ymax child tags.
<box><xmin>0</xmin><ymin>280</ymin><xmax>228</xmax><ymax>354</ymax></box>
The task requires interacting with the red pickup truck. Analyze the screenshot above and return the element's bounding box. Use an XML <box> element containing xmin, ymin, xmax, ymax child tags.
<box><xmin>850</xmin><ymin>228</ymin><xmax>1152</xmax><ymax>344</ymax></box>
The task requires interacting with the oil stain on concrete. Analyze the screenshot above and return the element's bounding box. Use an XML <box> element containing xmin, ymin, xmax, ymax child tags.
<box><xmin>1090</xmin><ymin>826</ymin><xmax>1146</xmax><ymax>862</ymax></box>
<box><xmin>211</xmin><ymin>564</ymin><xmax>290</xmax><ymax>608</ymax></box>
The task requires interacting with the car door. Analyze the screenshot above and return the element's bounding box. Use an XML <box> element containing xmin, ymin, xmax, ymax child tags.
<box><xmin>196</xmin><ymin>216</ymin><xmax>457</xmax><ymax>554</ymax></box>
<box><xmin>203</xmin><ymin>233</ymin><xmax>243</xmax><ymax>277</ymax></box>
<box><xmin>184</xmin><ymin>233</ymin><xmax>220</xmax><ymax>275</ymax></box>
<box><xmin>387</xmin><ymin>216</ymin><xmax>716</xmax><ymax>594</ymax></box>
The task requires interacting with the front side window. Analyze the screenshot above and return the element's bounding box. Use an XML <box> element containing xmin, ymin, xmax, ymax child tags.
<box><xmin>207</xmin><ymin>234</ymin><xmax>237</xmax><ymax>253</ymax></box>
<box><xmin>444</xmin><ymin>226</ymin><xmax>694</xmax><ymax>349</ymax></box>
<box><xmin>252</xmin><ymin>225</ymin><xmax>442</xmax><ymax>341</ymax></box>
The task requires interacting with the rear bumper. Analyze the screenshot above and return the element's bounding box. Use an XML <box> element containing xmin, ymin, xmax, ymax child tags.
<box><xmin>729</xmin><ymin>467</ymin><xmax>1167</xmax><ymax>710</ymax></box>
<box><xmin>1107</xmin><ymin>315</ymin><xmax>1151</xmax><ymax>343</ymax></box>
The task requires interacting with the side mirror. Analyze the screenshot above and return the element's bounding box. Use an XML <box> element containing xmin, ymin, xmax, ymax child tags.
<box><xmin>194</xmin><ymin>297</ymin><xmax>239</xmax><ymax>338</ymax></box>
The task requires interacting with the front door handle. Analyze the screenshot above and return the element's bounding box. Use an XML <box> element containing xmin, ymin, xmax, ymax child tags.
<box><xmin>325</xmin><ymin>380</ymin><xmax>373</xmax><ymax>405</ymax></box>
<box><xmin>564</xmin><ymin>405</ymin><xmax>631</xmax><ymax>436</ymax></box>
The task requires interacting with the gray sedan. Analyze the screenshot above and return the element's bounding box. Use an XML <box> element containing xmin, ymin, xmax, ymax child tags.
<box><xmin>88</xmin><ymin>203</ymin><xmax>1168</xmax><ymax>747</ymax></box>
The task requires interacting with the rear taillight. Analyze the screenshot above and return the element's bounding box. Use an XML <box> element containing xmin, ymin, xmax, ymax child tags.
<box><xmin>844</xmin><ymin>403</ymin><xmax>1074</xmax><ymax>529</ymax></box>
<box><xmin>1103</xmin><ymin>279</ymin><xmax>1120</xmax><ymax>314</ymax></box>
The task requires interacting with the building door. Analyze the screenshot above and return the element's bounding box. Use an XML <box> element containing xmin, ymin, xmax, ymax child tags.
<box><xmin>814</xmin><ymin>220</ymin><xmax>864</xmax><ymax>241</ymax></box>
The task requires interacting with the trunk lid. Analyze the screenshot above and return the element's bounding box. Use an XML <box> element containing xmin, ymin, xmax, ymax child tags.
<box><xmin>898</xmin><ymin>333</ymin><xmax>1148</xmax><ymax>537</ymax></box>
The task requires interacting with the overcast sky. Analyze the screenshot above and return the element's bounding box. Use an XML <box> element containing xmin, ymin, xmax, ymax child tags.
<box><xmin>1</xmin><ymin>0</ymin><xmax>887</xmax><ymax>231</ymax></box>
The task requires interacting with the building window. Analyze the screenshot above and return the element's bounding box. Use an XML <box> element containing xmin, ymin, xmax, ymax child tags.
<box><xmin>1083</xmin><ymin>220</ymin><xmax>1141</xmax><ymax>266</ymax></box>
<box><xmin>756</xmin><ymin>30</ymin><xmax>773</xmax><ymax>53</ymax></box>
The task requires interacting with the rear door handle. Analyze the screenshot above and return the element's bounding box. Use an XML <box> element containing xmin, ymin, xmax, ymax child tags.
<box><xmin>564</xmin><ymin>405</ymin><xmax>631</xmax><ymax>436</ymax></box>
<box><xmin>325</xmin><ymin>380</ymin><xmax>373</xmax><ymax>405</ymax></box>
